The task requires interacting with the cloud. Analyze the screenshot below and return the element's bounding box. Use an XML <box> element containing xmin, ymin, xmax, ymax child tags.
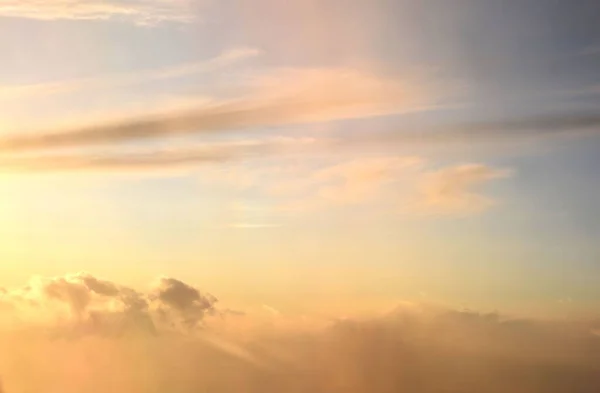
<box><xmin>4</xmin><ymin>63</ymin><xmax>598</xmax><ymax>177</ymax></box>
<box><xmin>0</xmin><ymin>0</ymin><xmax>200</xmax><ymax>25</ymax></box>
<box><xmin>0</xmin><ymin>68</ymin><xmax>435</xmax><ymax>153</ymax></box>
<box><xmin>310</xmin><ymin>156</ymin><xmax>424</xmax><ymax>204</ymax></box>
<box><xmin>261</xmin><ymin>304</ymin><xmax>280</xmax><ymax>316</ymax></box>
<box><xmin>227</xmin><ymin>223</ymin><xmax>282</xmax><ymax>229</ymax></box>
<box><xmin>335</xmin><ymin>112</ymin><xmax>600</xmax><ymax>152</ymax></box>
<box><xmin>0</xmin><ymin>47</ymin><xmax>261</xmax><ymax>102</ymax></box>
<box><xmin>0</xmin><ymin>136</ymin><xmax>318</xmax><ymax>175</ymax></box>
<box><xmin>150</xmin><ymin>277</ymin><xmax>217</xmax><ymax>329</ymax></box>
<box><xmin>451</xmin><ymin>113</ymin><xmax>600</xmax><ymax>140</ymax></box>
<box><xmin>408</xmin><ymin>164</ymin><xmax>513</xmax><ymax>215</ymax></box>
<box><xmin>198</xmin><ymin>157</ymin><xmax>510</xmax><ymax>217</ymax></box>
<box><xmin>211</xmin><ymin>158</ymin><xmax>510</xmax><ymax>216</ymax></box>
<box><xmin>268</xmin><ymin>156</ymin><xmax>423</xmax><ymax>211</ymax></box>
<box><xmin>0</xmin><ymin>272</ymin><xmax>217</xmax><ymax>334</ymax></box>
<box><xmin>0</xmin><ymin>147</ymin><xmax>233</xmax><ymax>174</ymax></box>
<box><xmin>1</xmin><ymin>276</ymin><xmax>600</xmax><ymax>393</ymax></box>
<box><xmin>580</xmin><ymin>44</ymin><xmax>600</xmax><ymax>56</ymax></box>
<box><xmin>1</xmin><ymin>105</ymin><xmax>597</xmax><ymax>177</ymax></box>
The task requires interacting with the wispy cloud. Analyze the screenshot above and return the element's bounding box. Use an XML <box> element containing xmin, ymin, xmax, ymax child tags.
<box><xmin>0</xmin><ymin>67</ymin><xmax>436</xmax><ymax>153</ymax></box>
<box><xmin>580</xmin><ymin>44</ymin><xmax>600</xmax><ymax>56</ymax></box>
<box><xmin>0</xmin><ymin>136</ymin><xmax>316</xmax><ymax>175</ymax></box>
<box><xmin>226</xmin><ymin>223</ymin><xmax>282</xmax><ymax>229</ymax></box>
<box><xmin>0</xmin><ymin>47</ymin><xmax>261</xmax><ymax>102</ymax></box>
<box><xmin>0</xmin><ymin>0</ymin><xmax>201</xmax><ymax>25</ymax></box>
<box><xmin>270</xmin><ymin>156</ymin><xmax>424</xmax><ymax>210</ymax></box>
<box><xmin>279</xmin><ymin>161</ymin><xmax>512</xmax><ymax>216</ymax></box>
<box><xmin>407</xmin><ymin>164</ymin><xmax>513</xmax><ymax>216</ymax></box>
<box><xmin>2</xmin><ymin>99</ymin><xmax>598</xmax><ymax>169</ymax></box>
<box><xmin>310</xmin><ymin>157</ymin><xmax>424</xmax><ymax>205</ymax></box>
<box><xmin>203</xmin><ymin>157</ymin><xmax>511</xmax><ymax>217</ymax></box>
<box><xmin>337</xmin><ymin>112</ymin><xmax>600</xmax><ymax>151</ymax></box>
<box><xmin>0</xmin><ymin>147</ymin><xmax>232</xmax><ymax>174</ymax></box>
<box><xmin>2</xmin><ymin>64</ymin><xmax>596</xmax><ymax>178</ymax></box>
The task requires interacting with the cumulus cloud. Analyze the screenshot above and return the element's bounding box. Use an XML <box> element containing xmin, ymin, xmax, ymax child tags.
<box><xmin>0</xmin><ymin>272</ymin><xmax>217</xmax><ymax>335</ymax></box>
<box><xmin>0</xmin><ymin>0</ymin><xmax>200</xmax><ymax>25</ymax></box>
<box><xmin>0</xmin><ymin>276</ymin><xmax>599</xmax><ymax>393</ymax></box>
<box><xmin>408</xmin><ymin>163</ymin><xmax>513</xmax><ymax>215</ymax></box>
<box><xmin>150</xmin><ymin>277</ymin><xmax>217</xmax><ymax>329</ymax></box>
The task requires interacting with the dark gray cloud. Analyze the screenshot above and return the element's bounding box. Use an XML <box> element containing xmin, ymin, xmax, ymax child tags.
<box><xmin>151</xmin><ymin>277</ymin><xmax>218</xmax><ymax>329</ymax></box>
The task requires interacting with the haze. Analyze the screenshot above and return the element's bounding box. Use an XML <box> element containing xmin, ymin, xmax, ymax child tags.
<box><xmin>1</xmin><ymin>0</ymin><xmax>600</xmax><ymax>392</ymax></box>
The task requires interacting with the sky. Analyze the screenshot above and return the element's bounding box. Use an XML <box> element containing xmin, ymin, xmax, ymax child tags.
<box><xmin>1</xmin><ymin>0</ymin><xmax>600</xmax><ymax>319</ymax></box>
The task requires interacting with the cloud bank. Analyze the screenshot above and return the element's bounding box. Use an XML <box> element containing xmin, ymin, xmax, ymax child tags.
<box><xmin>0</xmin><ymin>273</ymin><xmax>599</xmax><ymax>393</ymax></box>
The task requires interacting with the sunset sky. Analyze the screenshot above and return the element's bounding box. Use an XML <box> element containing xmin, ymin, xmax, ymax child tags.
<box><xmin>1</xmin><ymin>0</ymin><xmax>600</xmax><ymax>318</ymax></box>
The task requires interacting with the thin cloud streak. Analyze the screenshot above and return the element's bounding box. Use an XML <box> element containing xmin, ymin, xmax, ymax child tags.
<box><xmin>0</xmin><ymin>149</ymin><xmax>232</xmax><ymax>174</ymax></box>
<box><xmin>1</xmin><ymin>106</ymin><xmax>593</xmax><ymax>174</ymax></box>
<box><xmin>0</xmin><ymin>137</ymin><xmax>316</xmax><ymax>174</ymax></box>
<box><xmin>2</xmin><ymin>105</ymin><xmax>599</xmax><ymax>163</ymax></box>
<box><xmin>0</xmin><ymin>0</ymin><xmax>201</xmax><ymax>25</ymax></box>
<box><xmin>227</xmin><ymin>223</ymin><xmax>282</xmax><ymax>229</ymax></box>
<box><xmin>0</xmin><ymin>68</ymin><xmax>435</xmax><ymax>153</ymax></box>
<box><xmin>337</xmin><ymin>112</ymin><xmax>600</xmax><ymax>150</ymax></box>
<box><xmin>0</xmin><ymin>47</ymin><xmax>261</xmax><ymax>101</ymax></box>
